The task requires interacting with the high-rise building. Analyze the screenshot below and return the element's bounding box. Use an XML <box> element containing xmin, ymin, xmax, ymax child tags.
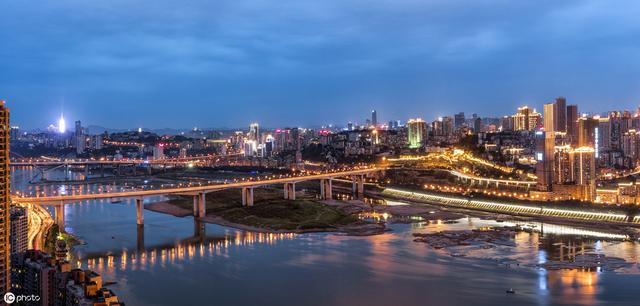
<box><xmin>153</xmin><ymin>143</ymin><xmax>165</xmax><ymax>160</ymax></box>
<box><xmin>535</xmin><ymin>130</ymin><xmax>554</xmax><ymax>191</ymax></box>
<box><xmin>574</xmin><ymin>147</ymin><xmax>596</xmax><ymax>201</ymax></box>
<box><xmin>578</xmin><ymin>117</ymin><xmax>598</xmax><ymax>148</ymax></box>
<box><xmin>407</xmin><ymin>118</ymin><xmax>427</xmax><ymax>149</ymax></box>
<box><xmin>249</xmin><ymin>123</ymin><xmax>260</xmax><ymax>143</ymax></box>
<box><xmin>0</xmin><ymin>101</ymin><xmax>9</xmax><ymax>295</ymax></box>
<box><xmin>454</xmin><ymin>112</ymin><xmax>465</xmax><ymax>129</ymax></box>
<box><xmin>75</xmin><ymin>120</ymin><xmax>86</xmax><ymax>155</ymax></box>
<box><xmin>512</xmin><ymin>106</ymin><xmax>541</xmax><ymax>131</ymax></box>
<box><xmin>9</xmin><ymin>207</ymin><xmax>28</xmax><ymax>255</ymax></box>
<box><xmin>371</xmin><ymin>110</ymin><xmax>377</xmax><ymax>127</ymax></box>
<box><xmin>442</xmin><ymin>116</ymin><xmax>454</xmax><ymax>136</ymax></box>
<box><xmin>567</xmin><ymin>105</ymin><xmax>579</xmax><ymax>143</ymax></box>
<box><xmin>544</xmin><ymin>103</ymin><xmax>556</xmax><ymax>133</ymax></box>
<box><xmin>473</xmin><ymin>117</ymin><xmax>482</xmax><ymax>133</ymax></box>
<box><xmin>554</xmin><ymin>145</ymin><xmax>574</xmax><ymax>184</ymax></box>
<box><xmin>554</xmin><ymin>97</ymin><xmax>567</xmax><ymax>133</ymax></box>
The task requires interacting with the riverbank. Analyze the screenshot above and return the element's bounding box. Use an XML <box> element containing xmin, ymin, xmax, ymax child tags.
<box><xmin>147</xmin><ymin>188</ymin><xmax>386</xmax><ymax>235</ymax></box>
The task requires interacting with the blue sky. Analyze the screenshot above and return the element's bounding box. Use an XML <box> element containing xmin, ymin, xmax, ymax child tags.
<box><xmin>1</xmin><ymin>0</ymin><xmax>639</xmax><ymax>129</ymax></box>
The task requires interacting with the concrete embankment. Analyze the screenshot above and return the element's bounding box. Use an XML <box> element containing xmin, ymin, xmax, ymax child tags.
<box><xmin>382</xmin><ymin>188</ymin><xmax>640</xmax><ymax>225</ymax></box>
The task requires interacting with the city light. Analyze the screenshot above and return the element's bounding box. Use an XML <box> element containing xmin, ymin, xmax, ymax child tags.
<box><xmin>58</xmin><ymin>113</ymin><xmax>66</xmax><ymax>133</ymax></box>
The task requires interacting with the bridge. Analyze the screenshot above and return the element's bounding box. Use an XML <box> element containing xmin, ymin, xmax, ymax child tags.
<box><xmin>13</xmin><ymin>167</ymin><xmax>383</xmax><ymax>230</ymax></box>
<box><xmin>10</xmin><ymin>154</ymin><xmax>242</xmax><ymax>167</ymax></box>
<box><xmin>11</xmin><ymin>154</ymin><xmax>244</xmax><ymax>182</ymax></box>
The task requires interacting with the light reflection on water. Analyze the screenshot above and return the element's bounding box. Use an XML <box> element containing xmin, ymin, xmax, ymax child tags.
<box><xmin>11</xmin><ymin>168</ymin><xmax>640</xmax><ymax>306</ymax></box>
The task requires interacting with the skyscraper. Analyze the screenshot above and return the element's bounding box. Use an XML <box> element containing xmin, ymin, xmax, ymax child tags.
<box><xmin>407</xmin><ymin>118</ymin><xmax>427</xmax><ymax>149</ymax></box>
<box><xmin>371</xmin><ymin>110</ymin><xmax>378</xmax><ymax>127</ymax></box>
<box><xmin>0</xmin><ymin>101</ymin><xmax>9</xmax><ymax>295</ymax></box>
<box><xmin>543</xmin><ymin>103</ymin><xmax>556</xmax><ymax>133</ymax></box>
<box><xmin>75</xmin><ymin>120</ymin><xmax>85</xmax><ymax>155</ymax></box>
<box><xmin>554</xmin><ymin>97</ymin><xmax>567</xmax><ymax>133</ymax></box>
<box><xmin>454</xmin><ymin>112</ymin><xmax>465</xmax><ymax>129</ymax></box>
<box><xmin>249</xmin><ymin>123</ymin><xmax>260</xmax><ymax>143</ymax></box>
<box><xmin>535</xmin><ymin>130</ymin><xmax>554</xmax><ymax>191</ymax></box>
<box><xmin>566</xmin><ymin>105</ymin><xmax>578</xmax><ymax>143</ymax></box>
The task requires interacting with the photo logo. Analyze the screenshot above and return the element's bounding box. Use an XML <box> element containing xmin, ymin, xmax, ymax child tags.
<box><xmin>3</xmin><ymin>292</ymin><xmax>15</xmax><ymax>304</ymax></box>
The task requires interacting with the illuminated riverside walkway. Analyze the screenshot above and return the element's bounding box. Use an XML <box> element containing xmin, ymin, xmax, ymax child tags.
<box><xmin>10</xmin><ymin>154</ymin><xmax>242</xmax><ymax>167</ymax></box>
<box><xmin>382</xmin><ymin>188</ymin><xmax>640</xmax><ymax>225</ymax></box>
<box><xmin>13</xmin><ymin>167</ymin><xmax>382</xmax><ymax>229</ymax></box>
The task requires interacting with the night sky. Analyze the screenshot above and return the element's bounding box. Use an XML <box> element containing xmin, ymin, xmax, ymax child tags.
<box><xmin>1</xmin><ymin>1</ymin><xmax>639</xmax><ymax>129</ymax></box>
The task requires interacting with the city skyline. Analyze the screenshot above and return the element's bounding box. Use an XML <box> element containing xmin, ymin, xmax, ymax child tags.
<box><xmin>3</xmin><ymin>1</ymin><xmax>640</xmax><ymax>129</ymax></box>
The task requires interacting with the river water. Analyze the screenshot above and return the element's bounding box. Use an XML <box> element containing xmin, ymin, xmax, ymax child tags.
<box><xmin>11</xmin><ymin>168</ymin><xmax>640</xmax><ymax>306</ymax></box>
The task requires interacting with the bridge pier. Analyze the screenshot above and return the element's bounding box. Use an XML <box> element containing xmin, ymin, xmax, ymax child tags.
<box><xmin>320</xmin><ymin>178</ymin><xmax>333</xmax><ymax>200</ymax></box>
<box><xmin>197</xmin><ymin>192</ymin><xmax>206</xmax><ymax>218</ymax></box>
<box><xmin>137</xmin><ymin>224</ymin><xmax>145</xmax><ymax>253</ymax></box>
<box><xmin>284</xmin><ymin>183</ymin><xmax>296</xmax><ymax>200</ymax></box>
<box><xmin>64</xmin><ymin>164</ymin><xmax>70</xmax><ymax>181</ymax></box>
<box><xmin>242</xmin><ymin>188</ymin><xmax>254</xmax><ymax>206</ymax></box>
<box><xmin>84</xmin><ymin>165</ymin><xmax>89</xmax><ymax>180</ymax></box>
<box><xmin>55</xmin><ymin>204</ymin><xmax>65</xmax><ymax>231</ymax></box>
<box><xmin>136</xmin><ymin>197</ymin><xmax>144</xmax><ymax>225</ymax></box>
<box><xmin>352</xmin><ymin>175</ymin><xmax>364</xmax><ymax>196</ymax></box>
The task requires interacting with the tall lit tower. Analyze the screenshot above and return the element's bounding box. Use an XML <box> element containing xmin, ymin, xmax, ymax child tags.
<box><xmin>249</xmin><ymin>123</ymin><xmax>260</xmax><ymax>143</ymax></box>
<box><xmin>371</xmin><ymin>110</ymin><xmax>377</xmax><ymax>127</ymax></box>
<box><xmin>0</xmin><ymin>101</ymin><xmax>9</xmax><ymax>295</ymax></box>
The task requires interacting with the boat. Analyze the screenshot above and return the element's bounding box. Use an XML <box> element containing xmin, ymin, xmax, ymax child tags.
<box><xmin>506</xmin><ymin>289</ymin><xmax>516</xmax><ymax>294</ymax></box>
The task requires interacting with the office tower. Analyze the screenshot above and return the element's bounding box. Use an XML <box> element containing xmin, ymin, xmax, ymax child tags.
<box><xmin>407</xmin><ymin>118</ymin><xmax>427</xmax><ymax>149</ymax></box>
<box><xmin>501</xmin><ymin>116</ymin><xmax>513</xmax><ymax>131</ymax></box>
<box><xmin>544</xmin><ymin>103</ymin><xmax>556</xmax><ymax>133</ymax></box>
<box><xmin>9</xmin><ymin>207</ymin><xmax>28</xmax><ymax>255</ymax></box>
<box><xmin>371</xmin><ymin>110</ymin><xmax>377</xmax><ymax>127</ymax></box>
<box><xmin>432</xmin><ymin>120</ymin><xmax>443</xmax><ymax>136</ymax></box>
<box><xmin>90</xmin><ymin>134</ymin><xmax>103</xmax><ymax>150</ymax></box>
<box><xmin>249</xmin><ymin>123</ymin><xmax>260</xmax><ymax>143</ymax></box>
<box><xmin>454</xmin><ymin>112</ymin><xmax>465</xmax><ymax>129</ymax></box>
<box><xmin>566</xmin><ymin>105</ymin><xmax>578</xmax><ymax>143</ymax></box>
<box><xmin>535</xmin><ymin>130</ymin><xmax>554</xmax><ymax>191</ymax></box>
<box><xmin>0</xmin><ymin>101</ymin><xmax>9</xmax><ymax>295</ymax></box>
<box><xmin>554</xmin><ymin>97</ymin><xmax>567</xmax><ymax>133</ymax></box>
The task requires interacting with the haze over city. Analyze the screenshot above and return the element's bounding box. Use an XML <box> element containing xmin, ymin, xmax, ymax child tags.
<box><xmin>3</xmin><ymin>0</ymin><xmax>640</xmax><ymax>129</ymax></box>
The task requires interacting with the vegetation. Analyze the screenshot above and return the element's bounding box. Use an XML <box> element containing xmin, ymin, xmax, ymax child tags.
<box><xmin>168</xmin><ymin>188</ymin><xmax>359</xmax><ymax>231</ymax></box>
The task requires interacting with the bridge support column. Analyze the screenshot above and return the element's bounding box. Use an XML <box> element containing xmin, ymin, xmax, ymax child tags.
<box><xmin>136</xmin><ymin>197</ymin><xmax>144</xmax><ymax>225</ymax></box>
<box><xmin>352</xmin><ymin>175</ymin><xmax>364</xmax><ymax>196</ymax></box>
<box><xmin>55</xmin><ymin>204</ymin><xmax>65</xmax><ymax>231</ymax></box>
<box><xmin>198</xmin><ymin>192</ymin><xmax>206</xmax><ymax>218</ymax></box>
<box><xmin>320</xmin><ymin>179</ymin><xmax>333</xmax><ymax>200</ymax></box>
<box><xmin>84</xmin><ymin>165</ymin><xmax>89</xmax><ymax>180</ymax></box>
<box><xmin>64</xmin><ymin>164</ymin><xmax>69</xmax><ymax>181</ymax></box>
<box><xmin>100</xmin><ymin>164</ymin><xmax>105</xmax><ymax>178</ymax></box>
<box><xmin>284</xmin><ymin>183</ymin><xmax>296</xmax><ymax>200</ymax></box>
<box><xmin>242</xmin><ymin>188</ymin><xmax>254</xmax><ymax>206</ymax></box>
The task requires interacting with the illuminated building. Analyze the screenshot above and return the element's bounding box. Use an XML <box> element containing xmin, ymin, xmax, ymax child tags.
<box><xmin>544</xmin><ymin>102</ymin><xmax>556</xmax><ymax>132</ymax></box>
<box><xmin>153</xmin><ymin>143</ymin><xmax>165</xmax><ymax>160</ymax></box>
<box><xmin>574</xmin><ymin>147</ymin><xmax>596</xmax><ymax>201</ymax></box>
<box><xmin>75</xmin><ymin>120</ymin><xmax>86</xmax><ymax>155</ymax></box>
<box><xmin>566</xmin><ymin>104</ymin><xmax>578</xmax><ymax>143</ymax></box>
<box><xmin>535</xmin><ymin>130</ymin><xmax>554</xmax><ymax>191</ymax></box>
<box><xmin>0</xmin><ymin>101</ymin><xmax>8</xmax><ymax>295</ymax></box>
<box><xmin>512</xmin><ymin>106</ymin><xmax>541</xmax><ymax>131</ymax></box>
<box><xmin>442</xmin><ymin>116</ymin><xmax>454</xmax><ymax>136</ymax></box>
<box><xmin>371</xmin><ymin>110</ymin><xmax>377</xmax><ymax>127</ymax></box>
<box><xmin>9</xmin><ymin>207</ymin><xmax>28</xmax><ymax>255</ymax></box>
<box><xmin>249</xmin><ymin>123</ymin><xmax>260</xmax><ymax>143</ymax></box>
<box><xmin>407</xmin><ymin>118</ymin><xmax>427</xmax><ymax>149</ymax></box>
<box><xmin>553</xmin><ymin>145</ymin><xmax>574</xmax><ymax>184</ymax></box>
<box><xmin>244</xmin><ymin>140</ymin><xmax>257</xmax><ymax>157</ymax></box>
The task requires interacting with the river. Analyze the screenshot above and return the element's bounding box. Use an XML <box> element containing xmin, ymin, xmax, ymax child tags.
<box><xmin>11</xmin><ymin>167</ymin><xmax>640</xmax><ymax>306</ymax></box>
